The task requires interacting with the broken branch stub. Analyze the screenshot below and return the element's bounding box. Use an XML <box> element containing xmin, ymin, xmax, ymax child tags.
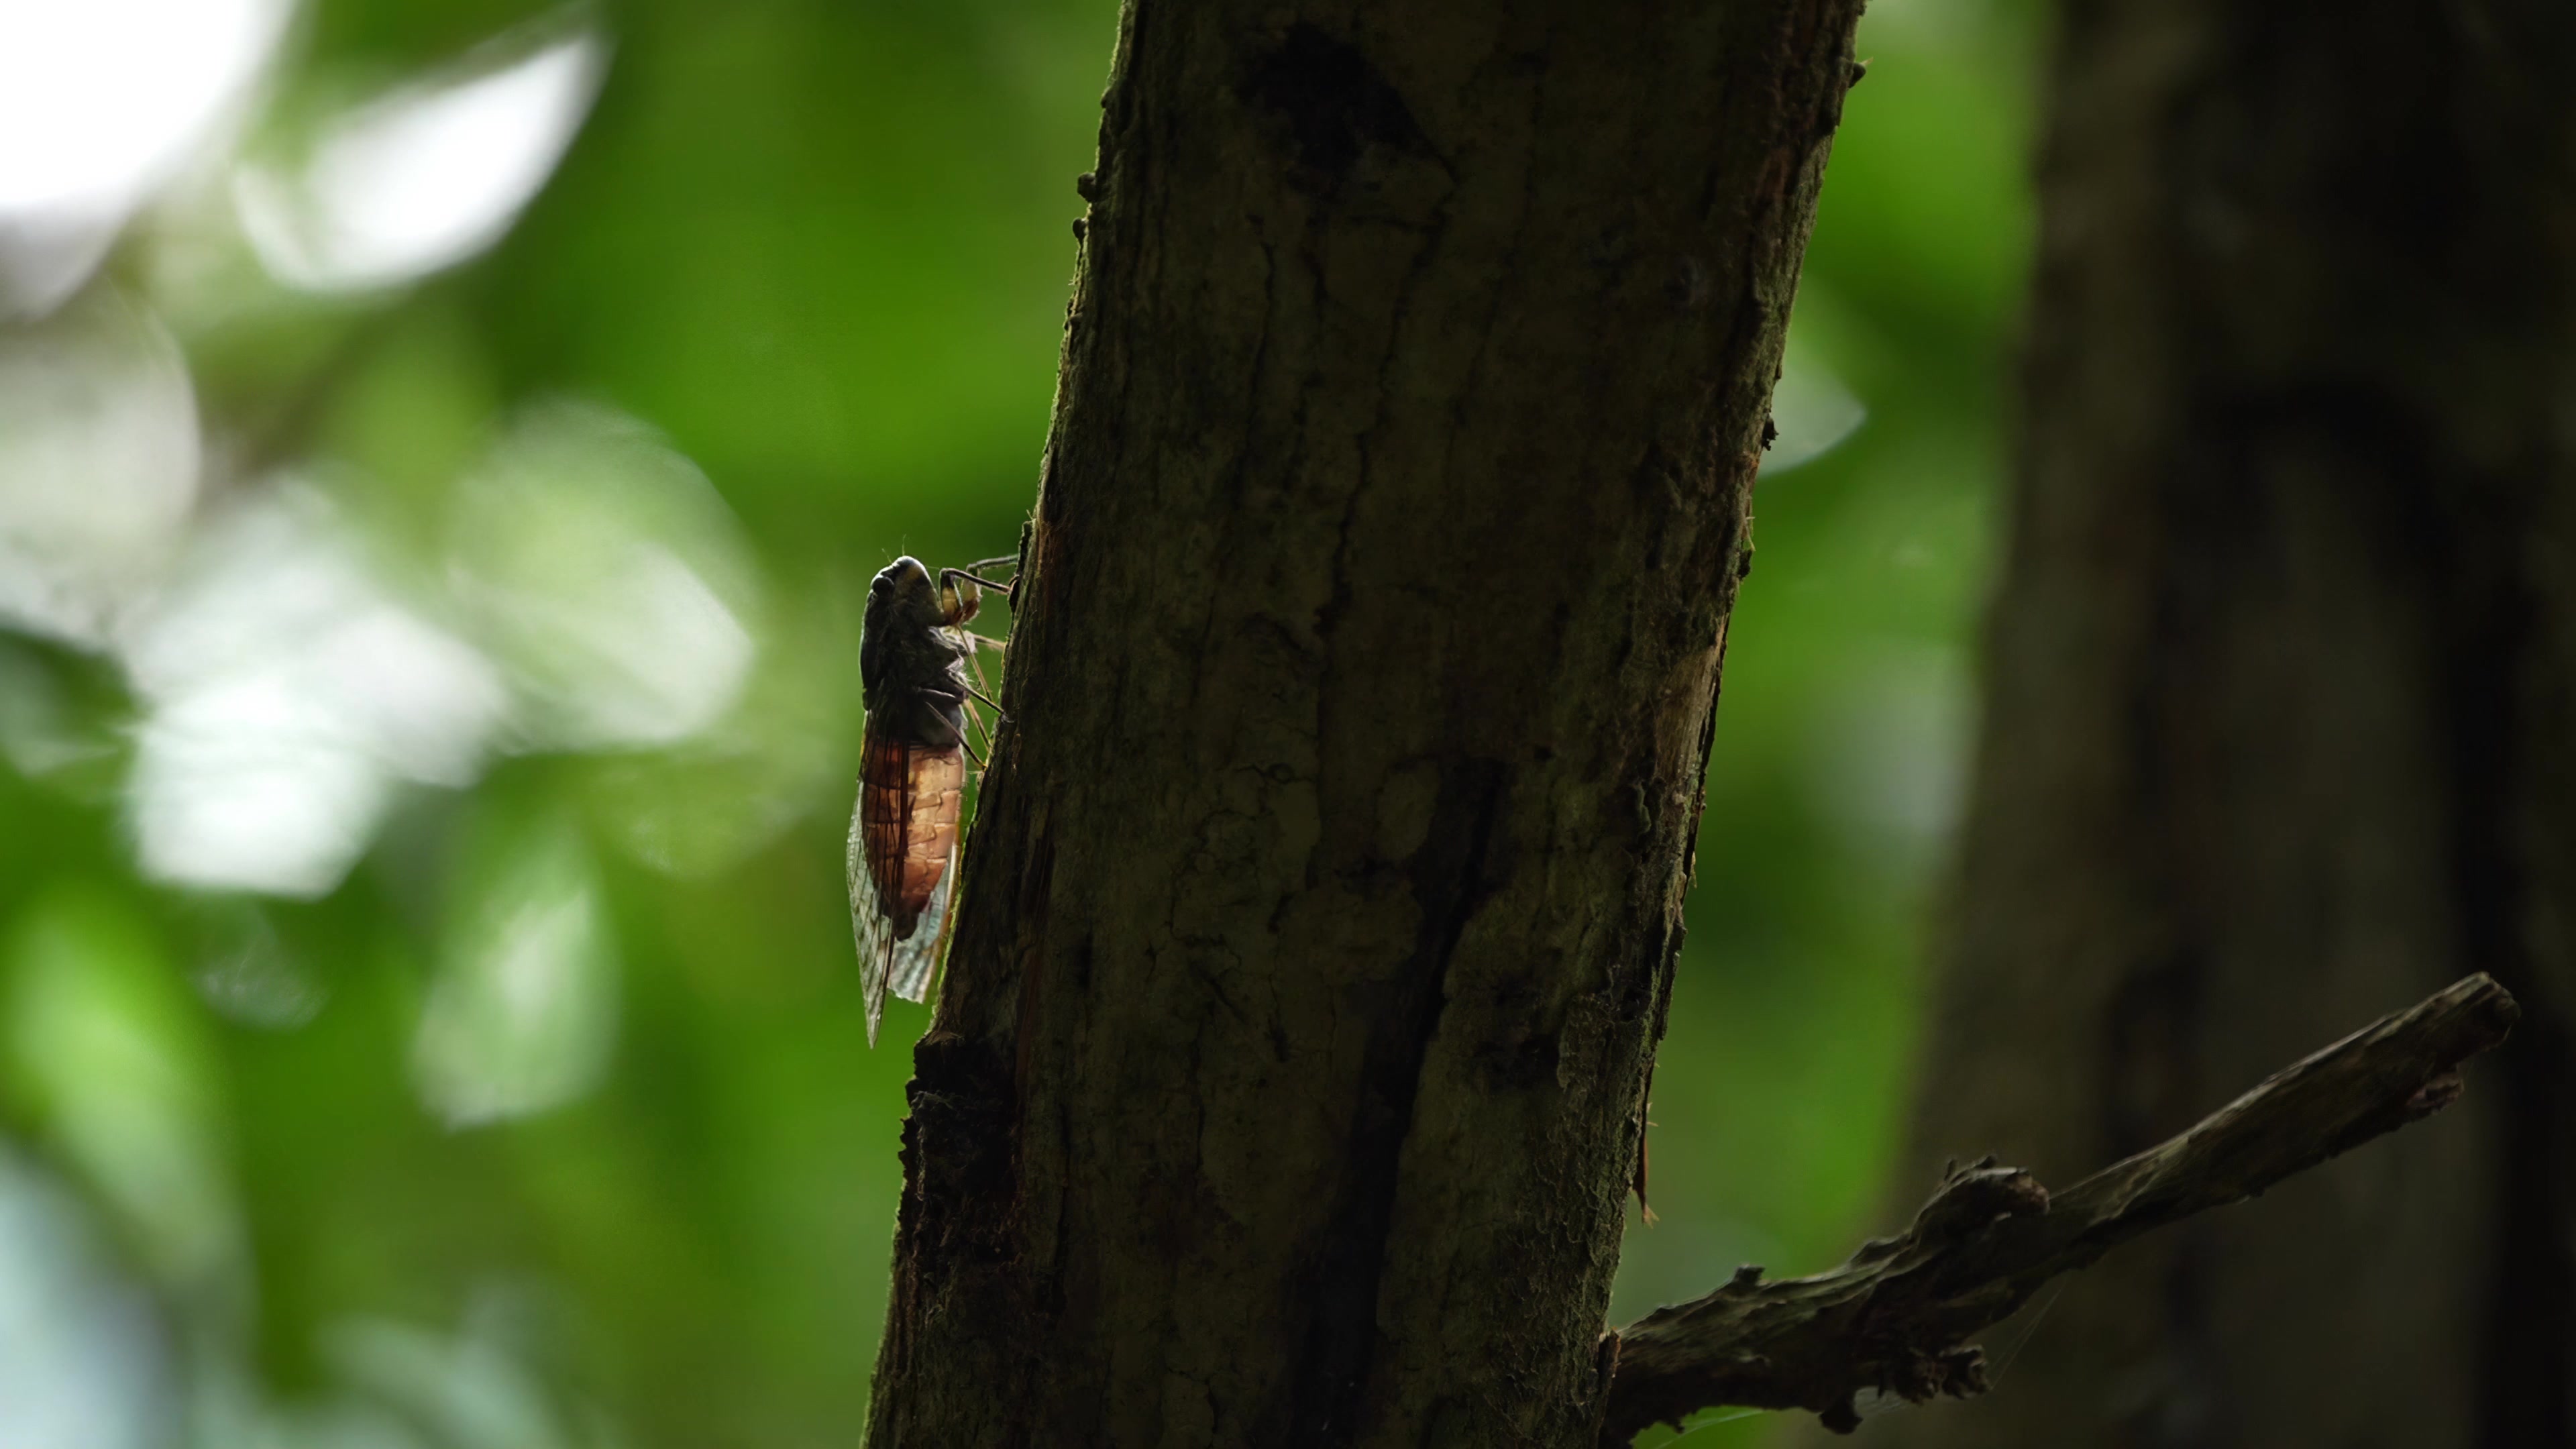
<box><xmin>1600</xmin><ymin>973</ymin><xmax>2521</xmax><ymax>1443</ymax></box>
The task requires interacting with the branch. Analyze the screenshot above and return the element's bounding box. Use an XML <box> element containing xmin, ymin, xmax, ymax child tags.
<box><xmin>1601</xmin><ymin>973</ymin><xmax>2520</xmax><ymax>1443</ymax></box>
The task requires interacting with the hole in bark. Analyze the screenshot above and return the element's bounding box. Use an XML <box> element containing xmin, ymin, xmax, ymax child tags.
<box><xmin>1241</xmin><ymin>23</ymin><xmax>1432</xmax><ymax>189</ymax></box>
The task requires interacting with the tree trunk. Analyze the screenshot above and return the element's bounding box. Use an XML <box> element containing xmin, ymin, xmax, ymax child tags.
<box><xmin>1865</xmin><ymin>1</ymin><xmax>2576</xmax><ymax>1446</ymax></box>
<box><xmin>862</xmin><ymin>1</ymin><xmax>1864</xmax><ymax>1444</ymax></box>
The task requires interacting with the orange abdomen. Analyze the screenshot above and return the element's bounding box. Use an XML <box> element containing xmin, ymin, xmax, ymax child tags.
<box><xmin>859</xmin><ymin>732</ymin><xmax>966</xmax><ymax>933</ymax></box>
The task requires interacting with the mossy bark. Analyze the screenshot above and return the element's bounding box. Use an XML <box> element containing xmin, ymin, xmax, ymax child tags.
<box><xmin>861</xmin><ymin>1</ymin><xmax>1866</xmax><ymax>1444</ymax></box>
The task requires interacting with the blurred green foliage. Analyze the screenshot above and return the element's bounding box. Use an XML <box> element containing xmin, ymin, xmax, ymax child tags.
<box><xmin>1617</xmin><ymin>7</ymin><xmax>2035</xmax><ymax>1442</ymax></box>
<box><xmin>0</xmin><ymin>1</ymin><xmax>2034</xmax><ymax>1445</ymax></box>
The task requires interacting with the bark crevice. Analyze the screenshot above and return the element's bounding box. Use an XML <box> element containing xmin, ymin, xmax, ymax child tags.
<box><xmin>1289</xmin><ymin>758</ymin><xmax>1509</xmax><ymax>1443</ymax></box>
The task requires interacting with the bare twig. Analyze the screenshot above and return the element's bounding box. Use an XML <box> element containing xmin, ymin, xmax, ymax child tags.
<box><xmin>1601</xmin><ymin>973</ymin><xmax>2520</xmax><ymax>1443</ymax></box>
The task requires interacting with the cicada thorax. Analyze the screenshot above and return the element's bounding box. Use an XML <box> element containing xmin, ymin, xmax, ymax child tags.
<box><xmin>849</xmin><ymin>553</ymin><xmax>1009</xmax><ymax>1045</ymax></box>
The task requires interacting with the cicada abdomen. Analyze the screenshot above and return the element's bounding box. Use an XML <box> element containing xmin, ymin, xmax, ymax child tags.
<box><xmin>847</xmin><ymin>553</ymin><xmax>1012</xmax><ymax>1046</ymax></box>
<box><xmin>853</xmin><ymin>731</ymin><xmax>965</xmax><ymax>993</ymax></box>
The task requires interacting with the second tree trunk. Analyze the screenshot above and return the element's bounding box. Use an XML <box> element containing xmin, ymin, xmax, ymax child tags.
<box><xmin>1870</xmin><ymin>1</ymin><xmax>2576</xmax><ymax>1445</ymax></box>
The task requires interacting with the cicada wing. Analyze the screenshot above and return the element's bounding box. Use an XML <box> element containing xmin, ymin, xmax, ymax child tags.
<box><xmin>849</xmin><ymin>773</ymin><xmax>896</xmax><ymax>1049</ymax></box>
<box><xmin>885</xmin><ymin>844</ymin><xmax>955</xmax><ymax>1005</ymax></box>
<box><xmin>851</xmin><ymin>721</ymin><xmax>925</xmax><ymax>1049</ymax></box>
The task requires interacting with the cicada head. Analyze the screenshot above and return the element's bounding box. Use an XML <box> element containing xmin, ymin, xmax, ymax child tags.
<box><xmin>870</xmin><ymin>555</ymin><xmax>937</xmax><ymax>610</ymax></box>
<box><xmin>863</xmin><ymin>557</ymin><xmax>939</xmax><ymax>683</ymax></box>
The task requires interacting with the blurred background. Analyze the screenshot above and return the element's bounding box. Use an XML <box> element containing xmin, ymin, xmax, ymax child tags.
<box><xmin>0</xmin><ymin>0</ymin><xmax>2033</xmax><ymax>1444</ymax></box>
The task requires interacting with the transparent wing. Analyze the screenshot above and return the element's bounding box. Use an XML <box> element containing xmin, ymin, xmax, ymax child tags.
<box><xmin>848</xmin><ymin>780</ymin><xmax>894</xmax><ymax>1048</ymax></box>
<box><xmin>886</xmin><ymin>846</ymin><xmax>955</xmax><ymax>1005</ymax></box>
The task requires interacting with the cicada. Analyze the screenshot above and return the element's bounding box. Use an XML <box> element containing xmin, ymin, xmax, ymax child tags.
<box><xmin>848</xmin><ymin>553</ymin><xmax>1012</xmax><ymax>1046</ymax></box>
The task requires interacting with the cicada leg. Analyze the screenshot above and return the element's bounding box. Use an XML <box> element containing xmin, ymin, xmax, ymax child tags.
<box><xmin>938</xmin><ymin>649</ymin><xmax>997</xmax><ymax>768</ymax></box>
<box><xmin>938</xmin><ymin>554</ymin><xmax>1016</xmax><ymax>627</ymax></box>
<box><xmin>959</xmin><ymin>678</ymin><xmax>1008</xmax><ymax>768</ymax></box>
<box><xmin>947</xmin><ymin>552</ymin><xmax>1020</xmax><ymax>765</ymax></box>
<box><xmin>963</xmin><ymin>633</ymin><xmax>1008</xmax><ymax>686</ymax></box>
<box><xmin>1633</xmin><ymin>1060</ymin><xmax>1658</xmax><ymax>1224</ymax></box>
<box><xmin>939</xmin><ymin>568</ymin><xmax>1016</xmax><ymax>601</ymax></box>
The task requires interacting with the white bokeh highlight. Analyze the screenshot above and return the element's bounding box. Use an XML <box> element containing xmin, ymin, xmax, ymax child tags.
<box><xmin>412</xmin><ymin>823</ymin><xmax>619</xmax><ymax>1128</ymax></box>
<box><xmin>324</xmin><ymin>1287</ymin><xmax>598</xmax><ymax>1449</ymax></box>
<box><xmin>1807</xmin><ymin>645</ymin><xmax>1973</xmax><ymax>873</ymax></box>
<box><xmin>0</xmin><ymin>1151</ymin><xmax>172</xmax><ymax>1449</ymax></box>
<box><xmin>237</xmin><ymin>29</ymin><xmax>607</xmax><ymax>294</ymax></box>
<box><xmin>1760</xmin><ymin>354</ymin><xmax>1868</xmax><ymax>475</ymax></box>
<box><xmin>0</xmin><ymin>288</ymin><xmax>200</xmax><ymax>647</ymax></box>
<box><xmin>450</xmin><ymin>401</ymin><xmax>761</xmax><ymax>753</ymax></box>
<box><xmin>0</xmin><ymin>0</ymin><xmax>288</xmax><ymax>313</ymax></box>
<box><xmin>123</xmin><ymin>486</ymin><xmax>508</xmax><ymax>898</ymax></box>
<box><xmin>191</xmin><ymin>902</ymin><xmax>325</xmax><ymax>1030</ymax></box>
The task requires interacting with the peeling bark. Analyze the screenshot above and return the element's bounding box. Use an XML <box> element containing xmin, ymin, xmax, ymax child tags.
<box><xmin>861</xmin><ymin>2</ymin><xmax>1867</xmax><ymax>1446</ymax></box>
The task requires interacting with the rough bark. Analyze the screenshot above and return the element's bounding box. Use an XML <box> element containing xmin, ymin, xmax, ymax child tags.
<box><xmin>863</xmin><ymin>2</ymin><xmax>1866</xmax><ymax>1446</ymax></box>
<box><xmin>1856</xmin><ymin>1</ymin><xmax>2576</xmax><ymax>1446</ymax></box>
<box><xmin>1605</xmin><ymin>974</ymin><xmax>2516</xmax><ymax>1442</ymax></box>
